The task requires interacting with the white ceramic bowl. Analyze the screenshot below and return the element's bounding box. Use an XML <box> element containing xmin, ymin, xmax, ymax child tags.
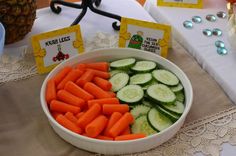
<box><xmin>40</xmin><ymin>48</ymin><xmax>193</xmax><ymax>155</ymax></box>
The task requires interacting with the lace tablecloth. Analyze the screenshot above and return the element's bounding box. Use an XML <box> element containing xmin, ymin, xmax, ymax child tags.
<box><xmin>0</xmin><ymin>33</ymin><xmax>235</xmax><ymax>156</ymax></box>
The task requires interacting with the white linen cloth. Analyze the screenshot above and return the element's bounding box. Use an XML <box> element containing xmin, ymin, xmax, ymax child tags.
<box><xmin>145</xmin><ymin>0</ymin><xmax>236</xmax><ymax>104</ymax></box>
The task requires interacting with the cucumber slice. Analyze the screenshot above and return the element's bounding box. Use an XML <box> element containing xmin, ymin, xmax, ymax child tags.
<box><xmin>170</xmin><ymin>83</ymin><xmax>183</xmax><ymax>93</ymax></box>
<box><xmin>131</xmin><ymin>115</ymin><xmax>156</xmax><ymax>135</ymax></box>
<box><xmin>147</xmin><ymin>108</ymin><xmax>173</xmax><ymax>132</ymax></box>
<box><xmin>109</xmin><ymin>70</ymin><xmax>125</xmax><ymax>77</ymax></box>
<box><xmin>142</xmin><ymin>79</ymin><xmax>158</xmax><ymax>90</ymax></box>
<box><xmin>117</xmin><ymin>85</ymin><xmax>144</xmax><ymax>104</ymax></box>
<box><xmin>161</xmin><ymin>101</ymin><xmax>185</xmax><ymax>114</ymax></box>
<box><xmin>142</xmin><ymin>100</ymin><xmax>153</xmax><ymax>107</ymax></box>
<box><xmin>129</xmin><ymin>73</ymin><xmax>152</xmax><ymax>86</ymax></box>
<box><xmin>110</xmin><ymin>58</ymin><xmax>136</xmax><ymax>70</ymax></box>
<box><xmin>131</xmin><ymin>61</ymin><xmax>157</xmax><ymax>73</ymax></box>
<box><xmin>147</xmin><ymin>84</ymin><xmax>176</xmax><ymax>104</ymax></box>
<box><xmin>157</xmin><ymin>106</ymin><xmax>180</xmax><ymax>122</ymax></box>
<box><xmin>130</xmin><ymin>105</ymin><xmax>151</xmax><ymax>119</ymax></box>
<box><xmin>109</xmin><ymin>73</ymin><xmax>129</xmax><ymax>92</ymax></box>
<box><xmin>175</xmin><ymin>91</ymin><xmax>185</xmax><ymax>103</ymax></box>
<box><xmin>152</xmin><ymin>70</ymin><xmax>179</xmax><ymax>86</ymax></box>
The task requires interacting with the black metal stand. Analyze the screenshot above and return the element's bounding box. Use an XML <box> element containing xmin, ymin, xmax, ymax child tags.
<box><xmin>50</xmin><ymin>0</ymin><xmax>121</xmax><ymax>30</ymax></box>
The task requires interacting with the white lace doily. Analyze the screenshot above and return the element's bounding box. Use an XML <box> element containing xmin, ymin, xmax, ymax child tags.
<box><xmin>1</xmin><ymin>32</ymin><xmax>236</xmax><ymax>156</ymax></box>
<box><xmin>0</xmin><ymin>32</ymin><xmax>118</xmax><ymax>84</ymax></box>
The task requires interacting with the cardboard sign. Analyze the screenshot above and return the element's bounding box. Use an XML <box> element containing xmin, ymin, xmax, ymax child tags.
<box><xmin>157</xmin><ymin>0</ymin><xmax>203</xmax><ymax>9</ymax></box>
<box><xmin>31</xmin><ymin>25</ymin><xmax>84</xmax><ymax>74</ymax></box>
<box><xmin>119</xmin><ymin>17</ymin><xmax>171</xmax><ymax>58</ymax></box>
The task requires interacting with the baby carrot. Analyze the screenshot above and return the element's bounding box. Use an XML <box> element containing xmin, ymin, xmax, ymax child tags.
<box><xmin>76</xmin><ymin>63</ymin><xmax>86</xmax><ymax>71</ymax></box>
<box><xmin>77</xmin><ymin>103</ymin><xmax>101</xmax><ymax>129</ymax></box>
<box><xmin>50</xmin><ymin>100</ymin><xmax>80</xmax><ymax>114</ymax></box>
<box><xmin>85</xmin><ymin>115</ymin><xmax>108</xmax><ymax>138</ymax></box>
<box><xmin>85</xmin><ymin>62</ymin><xmax>109</xmax><ymax>72</ymax></box>
<box><xmin>57</xmin><ymin>90</ymin><xmax>85</xmax><ymax>108</ymax></box>
<box><xmin>87</xmin><ymin>98</ymin><xmax>120</xmax><ymax>108</ymax></box>
<box><xmin>104</xmin><ymin>112</ymin><xmax>122</xmax><ymax>136</ymax></box>
<box><xmin>103</xmin><ymin>104</ymin><xmax>129</xmax><ymax>115</ymax></box>
<box><xmin>114</xmin><ymin>134</ymin><xmax>146</xmax><ymax>141</ymax></box>
<box><xmin>46</xmin><ymin>79</ymin><xmax>57</xmax><ymax>104</ymax></box>
<box><xmin>121</xmin><ymin>127</ymin><xmax>131</xmax><ymax>135</ymax></box>
<box><xmin>64</xmin><ymin>81</ymin><xmax>94</xmax><ymax>101</ymax></box>
<box><xmin>57</xmin><ymin>69</ymin><xmax>83</xmax><ymax>90</ymax></box>
<box><xmin>56</xmin><ymin>114</ymin><xmax>82</xmax><ymax>134</ymax></box>
<box><xmin>76</xmin><ymin>70</ymin><xmax>94</xmax><ymax>87</ymax></box>
<box><xmin>76</xmin><ymin>112</ymin><xmax>85</xmax><ymax>119</ymax></box>
<box><xmin>65</xmin><ymin>112</ymin><xmax>78</xmax><ymax>124</ymax></box>
<box><xmin>108</xmin><ymin>112</ymin><xmax>134</xmax><ymax>138</ymax></box>
<box><xmin>83</xmin><ymin>82</ymin><xmax>112</xmax><ymax>99</ymax></box>
<box><xmin>93</xmin><ymin>77</ymin><xmax>112</xmax><ymax>91</ymax></box>
<box><xmin>52</xmin><ymin>66</ymin><xmax>72</xmax><ymax>85</ymax></box>
<box><xmin>51</xmin><ymin>112</ymin><xmax>62</xmax><ymax>119</ymax></box>
<box><xmin>96</xmin><ymin>135</ymin><xmax>113</xmax><ymax>141</ymax></box>
<box><xmin>86</xmin><ymin>68</ymin><xmax>110</xmax><ymax>79</ymax></box>
<box><xmin>107</xmin><ymin>91</ymin><xmax>116</xmax><ymax>98</ymax></box>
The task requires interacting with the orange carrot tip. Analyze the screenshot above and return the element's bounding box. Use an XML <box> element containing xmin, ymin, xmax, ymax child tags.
<box><xmin>114</xmin><ymin>134</ymin><xmax>146</xmax><ymax>141</ymax></box>
<box><xmin>106</xmin><ymin>91</ymin><xmax>116</xmax><ymax>98</ymax></box>
<box><xmin>87</xmin><ymin>98</ymin><xmax>120</xmax><ymax>108</ymax></box>
<box><xmin>76</xmin><ymin>112</ymin><xmax>85</xmax><ymax>119</ymax></box>
<box><xmin>104</xmin><ymin>112</ymin><xmax>122</xmax><ymax>136</ymax></box>
<box><xmin>56</xmin><ymin>114</ymin><xmax>82</xmax><ymax>134</ymax></box>
<box><xmin>57</xmin><ymin>69</ymin><xmax>83</xmax><ymax>90</ymax></box>
<box><xmin>83</xmin><ymin>82</ymin><xmax>112</xmax><ymax>99</ymax></box>
<box><xmin>65</xmin><ymin>112</ymin><xmax>78</xmax><ymax>124</ymax></box>
<box><xmin>93</xmin><ymin>77</ymin><xmax>112</xmax><ymax>91</ymax></box>
<box><xmin>57</xmin><ymin>89</ymin><xmax>85</xmax><ymax>108</ymax></box>
<box><xmin>50</xmin><ymin>100</ymin><xmax>81</xmax><ymax>114</ymax></box>
<box><xmin>108</xmin><ymin>112</ymin><xmax>134</xmax><ymax>138</ymax></box>
<box><xmin>86</xmin><ymin>69</ymin><xmax>110</xmax><ymax>79</ymax></box>
<box><xmin>85</xmin><ymin>62</ymin><xmax>109</xmax><ymax>72</ymax></box>
<box><xmin>46</xmin><ymin>79</ymin><xmax>57</xmax><ymax>105</ymax></box>
<box><xmin>96</xmin><ymin>135</ymin><xmax>113</xmax><ymax>141</ymax></box>
<box><xmin>52</xmin><ymin>66</ymin><xmax>72</xmax><ymax>85</ymax></box>
<box><xmin>85</xmin><ymin>115</ymin><xmax>108</xmax><ymax>138</ymax></box>
<box><xmin>103</xmin><ymin>104</ymin><xmax>129</xmax><ymax>115</ymax></box>
<box><xmin>77</xmin><ymin>103</ymin><xmax>101</xmax><ymax>129</ymax></box>
<box><xmin>76</xmin><ymin>70</ymin><xmax>94</xmax><ymax>87</ymax></box>
<box><xmin>51</xmin><ymin>112</ymin><xmax>63</xmax><ymax>119</ymax></box>
<box><xmin>76</xmin><ymin>64</ymin><xmax>86</xmax><ymax>71</ymax></box>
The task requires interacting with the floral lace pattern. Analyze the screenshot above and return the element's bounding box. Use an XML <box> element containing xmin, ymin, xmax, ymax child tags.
<box><xmin>0</xmin><ymin>32</ymin><xmax>118</xmax><ymax>84</ymax></box>
<box><xmin>123</xmin><ymin>107</ymin><xmax>236</xmax><ymax>156</ymax></box>
<box><xmin>1</xmin><ymin>33</ymin><xmax>236</xmax><ymax>156</ymax></box>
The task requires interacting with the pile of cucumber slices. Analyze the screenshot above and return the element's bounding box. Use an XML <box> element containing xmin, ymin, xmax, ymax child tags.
<box><xmin>109</xmin><ymin>58</ymin><xmax>185</xmax><ymax>136</ymax></box>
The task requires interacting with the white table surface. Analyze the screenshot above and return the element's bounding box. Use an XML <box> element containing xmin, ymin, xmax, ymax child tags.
<box><xmin>3</xmin><ymin>0</ymin><xmax>155</xmax><ymax>56</ymax></box>
<box><xmin>144</xmin><ymin>0</ymin><xmax>236</xmax><ymax>106</ymax></box>
<box><xmin>144</xmin><ymin>0</ymin><xmax>236</xmax><ymax>155</ymax></box>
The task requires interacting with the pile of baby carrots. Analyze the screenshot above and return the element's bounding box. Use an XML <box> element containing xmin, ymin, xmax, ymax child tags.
<box><xmin>45</xmin><ymin>62</ymin><xmax>146</xmax><ymax>141</ymax></box>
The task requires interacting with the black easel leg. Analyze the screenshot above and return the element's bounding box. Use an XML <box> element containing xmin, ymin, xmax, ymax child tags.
<box><xmin>71</xmin><ymin>7</ymin><xmax>88</xmax><ymax>26</ymax></box>
<box><xmin>50</xmin><ymin>0</ymin><xmax>83</xmax><ymax>14</ymax></box>
<box><xmin>88</xmin><ymin>1</ymin><xmax>121</xmax><ymax>30</ymax></box>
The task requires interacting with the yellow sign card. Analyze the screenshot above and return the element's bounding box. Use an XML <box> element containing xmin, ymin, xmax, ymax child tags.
<box><xmin>31</xmin><ymin>25</ymin><xmax>84</xmax><ymax>74</ymax></box>
<box><xmin>157</xmin><ymin>0</ymin><xmax>203</xmax><ymax>9</ymax></box>
<box><xmin>119</xmin><ymin>17</ymin><xmax>171</xmax><ymax>58</ymax></box>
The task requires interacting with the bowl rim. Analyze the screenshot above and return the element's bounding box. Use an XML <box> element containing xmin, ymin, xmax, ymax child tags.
<box><xmin>40</xmin><ymin>47</ymin><xmax>193</xmax><ymax>144</ymax></box>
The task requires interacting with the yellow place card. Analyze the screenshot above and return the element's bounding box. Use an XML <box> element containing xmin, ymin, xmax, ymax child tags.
<box><xmin>31</xmin><ymin>25</ymin><xmax>84</xmax><ymax>74</ymax></box>
<box><xmin>119</xmin><ymin>17</ymin><xmax>171</xmax><ymax>58</ymax></box>
<box><xmin>157</xmin><ymin>0</ymin><xmax>203</xmax><ymax>9</ymax></box>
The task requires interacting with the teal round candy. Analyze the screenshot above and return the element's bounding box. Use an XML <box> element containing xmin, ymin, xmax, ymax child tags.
<box><xmin>206</xmin><ymin>14</ymin><xmax>216</xmax><ymax>22</ymax></box>
<box><xmin>192</xmin><ymin>16</ymin><xmax>202</xmax><ymax>23</ymax></box>
<box><xmin>217</xmin><ymin>11</ymin><xmax>227</xmax><ymax>19</ymax></box>
<box><xmin>217</xmin><ymin>47</ymin><xmax>228</xmax><ymax>55</ymax></box>
<box><xmin>183</xmin><ymin>20</ymin><xmax>193</xmax><ymax>29</ymax></box>
<box><xmin>203</xmin><ymin>29</ymin><xmax>212</xmax><ymax>37</ymax></box>
<box><xmin>215</xmin><ymin>40</ymin><xmax>225</xmax><ymax>48</ymax></box>
<box><xmin>212</xmin><ymin>28</ymin><xmax>222</xmax><ymax>36</ymax></box>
